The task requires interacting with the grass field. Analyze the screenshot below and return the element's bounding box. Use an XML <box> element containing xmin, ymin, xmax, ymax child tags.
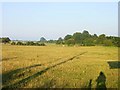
<box><xmin>2</xmin><ymin>44</ymin><xmax>120</xmax><ymax>88</ymax></box>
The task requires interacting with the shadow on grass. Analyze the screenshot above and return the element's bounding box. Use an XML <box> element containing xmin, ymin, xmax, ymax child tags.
<box><xmin>85</xmin><ymin>72</ymin><xmax>106</xmax><ymax>90</ymax></box>
<box><xmin>3</xmin><ymin>52</ymin><xmax>87</xmax><ymax>88</ymax></box>
<box><xmin>107</xmin><ymin>61</ymin><xmax>120</xmax><ymax>69</ymax></box>
<box><xmin>2</xmin><ymin>64</ymin><xmax>42</xmax><ymax>85</ymax></box>
<box><xmin>87</xmin><ymin>79</ymin><xmax>92</xmax><ymax>89</ymax></box>
<box><xmin>96</xmin><ymin>71</ymin><xmax>106</xmax><ymax>90</ymax></box>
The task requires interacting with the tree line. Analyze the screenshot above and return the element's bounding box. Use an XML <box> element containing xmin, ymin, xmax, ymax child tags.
<box><xmin>10</xmin><ymin>41</ymin><xmax>46</xmax><ymax>46</ymax></box>
<box><xmin>0</xmin><ymin>30</ymin><xmax>120</xmax><ymax>47</ymax></box>
<box><xmin>0</xmin><ymin>37</ymin><xmax>46</xmax><ymax>46</ymax></box>
<box><xmin>56</xmin><ymin>30</ymin><xmax>120</xmax><ymax>47</ymax></box>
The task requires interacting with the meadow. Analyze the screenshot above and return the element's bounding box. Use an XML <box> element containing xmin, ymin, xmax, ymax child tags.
<box><xmin>2</xmin><ymin>44</ymin><xmax>119</xmax><ymax>88</ymax></box>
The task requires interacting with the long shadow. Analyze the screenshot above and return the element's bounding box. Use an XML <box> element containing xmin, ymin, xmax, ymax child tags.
<box><xmin>3</xmin><ymin>52</ymin><xmax>87</xmax><ymax>88</ymax></box>
<box><xmin>43</xmin><ymin>51</ymin><xmax>87</xmax><ymax>65</ymax></box>
<box><xmin>2</xmin><ymin>57</ymin><xmax>17</xmax><ymax>62</ymax></box>
<box><xmin>87</xmin><ymin>79</ymin><xmax>92</xmax><ymax>89</ymax></box>
<box><xmin>2</xmin><ymin>64</ymin><xmax>42</xmax><ymax>85</ymax></box>
<box><xmin>107</xmin><ymin>61</ymin><xmax>120</xmax><ymax>69</ymax></box>
<box><xmin>96</xmin><ymin>71</ymin><xmax>106</xmax><ymax>90</ymax></box>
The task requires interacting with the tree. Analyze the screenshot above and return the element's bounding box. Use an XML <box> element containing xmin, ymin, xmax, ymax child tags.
<box><xmin>72</xmin><ymin>32</ymin><xmax>81</xmax><ymax>44</ymax></box>
<box><xmin>65</xmin><ymin>38</ymin><xmax>75</xmax><ymax>46</ymax></box>
<box><xmin>93</xmin><ymin>34</ymin><xmax>98</xmax><ymax>39</ymax></box>
<box><xmin>56</xmin><ymin>37</ymin><xmax>63</xmax><ymax>44</ymax></box>
<box><xmin>83</xmin><ymin>38</ymin><xmax>95</xmax><ymax>46</ymax></box>
<box><xmin>26</xmin><ymin>41</ymin><xmax>35</xmax><ymax>45</ymax></box>
<box><xmin>97</xmin><ymin>34</ymin><xmax>106</xmax><ymax>44</ymax></box>
<box><xmin>111</xmin><ymin>37</ymin><xmax>120</xmax><ymax>47</ymax></box>
<box><xmin>64</xmin><ymin>35</ymin><xmax>72</xmax><ymax>41</ymax></box>
<box><xmin>2</xmin><ymin>37</ymin><xmax>11</xmax><ymax>44</ymax></box>
<box><xmin>40</xmin><ymin>37</ymin><xmax>46</xmax><ymax>42</ymax></box>
<box><xmin>82</xmin><ymin>30</ymin><xmax>91</xmax><ymax>39</ymax></box>
<box><xmin>82</xmin><ymin>30</ymin><xmax>89</xmax><ymax>35</ymax></box>
<box><xmin>16</xmin><ymin>41</ymin><xmax>23</xmax><ymax>45</ymax></box>
<box><xmin>99</xmin><ymin>34</ymin><xmax>106</xmax><ymax>39</ymax></box>
<box><xmin>39</xmin><ymin>43</ymin><xmax>46</xmax><ymax>46</ymax></box>
<box><xmin>47</xmin><ymin>40</ymin><xmax>56</xmax><ymax>43</ymax></box>
<box><xmin>11</xmin><ymin>41</ymin><xmax>16</xmax><ymax>45</ymax></box>
<box><xmin>54</xmin><ymin>30</ymin><xmax>120</xmax><ymax>47</ymax></box>
<box><xmin>103</xmin><ymin>39</ymin><xmax>113</xmax><ymax>46</ymax></box>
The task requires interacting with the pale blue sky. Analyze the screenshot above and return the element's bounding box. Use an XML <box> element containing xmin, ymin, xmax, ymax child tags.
<box><xmin>2</xmin><ymin>2</ymin><xmax>118</xmax><ymax>40</ymax></box>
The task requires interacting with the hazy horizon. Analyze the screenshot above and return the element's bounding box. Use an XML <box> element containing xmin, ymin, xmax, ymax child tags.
<box><xmin>2</xmin><ymin>2</ymin><xmax>118</xmax><ymax>40</ymax></box>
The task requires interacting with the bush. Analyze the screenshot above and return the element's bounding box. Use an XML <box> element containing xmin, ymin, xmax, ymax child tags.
<box><xmin>16</xmin><ymin>41</ymin><xmax>24</xmax><ymax>45</ymax></box>
<box><xmin>39</xmin><ymin>43</ymin><xmax>46</xmax><ymax>46</ymax></box>
<box><xmin>26</xmin><ymin>41</ymin><xmax>35</xmax><ymax>45</ymax></box>
<box><xmin>65</xmin><ymin>39</ymin><xmax>75</xmax><ymax>46</ymax></box>
<box><xmin>1</xmin><ymin>37</ymin><xmax>11</xmax><ymax>44</ymax></box>
<box><xmin>103</xmin><ymin>40</ymin><xmax>113</xmax><ymax>46</ymax></box>
<box><xmin>11</xmin><ymin>41</ymin><xmax>16</xmax><ymax>45</ymax></box>
<box><xmin>13</xmin><ymin>41</ymin><xmax>46</xmax><ymax>46</ymax></box>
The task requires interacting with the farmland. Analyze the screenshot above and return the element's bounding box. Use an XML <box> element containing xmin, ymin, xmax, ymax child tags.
<box><xmin>2</xmin><ymin>44</ymin><xmax>119</xmax><ymax>88</ymax></box>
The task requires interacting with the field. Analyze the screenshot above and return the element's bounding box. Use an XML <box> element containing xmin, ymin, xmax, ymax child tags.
<box><xmin>2</xmin><ymin>44</ymin><xmax>120</xmax><ymax>88</ymax></box>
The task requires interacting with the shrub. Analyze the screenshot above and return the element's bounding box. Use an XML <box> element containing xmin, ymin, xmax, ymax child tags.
<box><xmin>1</xmin><ymin>37</ymin><xmax>11</xmax><ymax>44</ymax></box>
<box><xmin>11</xmin><ymin>41</ymin><xmax>16</xmax><ymax>45</ymax></box>
<box><xmin>39</xmin><ymin>43</ymin><xmax>46</xmax><ymax>46</ymax></box>
<box><xmin>103</xmin><ymin>40</ymin><xmax>113</xmax><ymax>46</ymax></box>
<box><xmin>16</xmin><ymin>41</ymin><xmax>24</xmax><ymax>45</ymax></box>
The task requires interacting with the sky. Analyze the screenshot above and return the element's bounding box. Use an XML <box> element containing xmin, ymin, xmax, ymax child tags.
<box><xmin>1</xmin><ymin>2</ymin><xmax>118</xmax><ymax>40</ymax></box>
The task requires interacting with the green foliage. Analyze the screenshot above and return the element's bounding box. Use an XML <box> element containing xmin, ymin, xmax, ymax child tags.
<box><xmin>82</xmin><ymin>30</ymin><xmax>91</xmax><ymax>39</ymax></box>
<box><xmin>83</xmin><ymin>38</ymin><xmax>95</xmax><ymax>46</ymax></box>
<box><xmin>56</xmin><ymin>30</ymin><xmax>119</xmax><ymax>47</ymax></box>
<box><xmin>65</xmin><ymin>38</ymin><xmax>75</xmax><ymax>46</ymax></box>
<box><xmin>26</xmin><ymin>41</ymin><xmax>35</xmax><ymax>45</ymax></box>
<box><xmin>111</xmin><ymin>37</ymin><xmax>120</xmax><ymax>47</ymax></box>
<box><xmin>25</xmin><ymin>41</ymin><xmax>46</xmax><ymax>46</ymax></box>
<box><xmin>10</xmin><ymin>41</ymin><xmax>16</xmax><ymax>45</ymax></box>
<box><xmin>64</xmin><ymin>35</ymin><xmax>72</xmax><ymax>41</ymax></box>
<box><xmin>39</xmin><ymin>43</ymin><xmax>46</xmax><ymax>46</ymax></box>
<box><xmin>10</xmin><ymin>41</ymin><xmax>46</xmax><ymax>46</ymax></box>
<box><xmin>103</xmin><ymin>40</ymin><xmax>113</xmax><ymax>46</ymax></box>
<box><xmin>47</xmin><ymin>40</ymin><xmax>56</xmax><ymax>43</ymax></box>
<box><xmin>56</xmin><ymin>37</ymin><xmax>64</xmax><ymax>44</ymax></box>
<box><xmin>73</xmin><ymin>32</ymin><xmax>81</xmax><ymax>44</ymax></box>
<box><xmin>1</xmin><ymin>37</ymin><xmax>11</xmax><ymax>44</ymax></box>
<box><xmin>99</xmin><ymin>34</ymin><xmax>106</xmax><ymax>39</ymax></box>
<box><xmin>16</xmin><ymin>41</ymin><xmax>24</xmax><ymax>45</ymax></box>
<box><xmin>1</xmin><ymin>30</ymin><xmax>120</xmax><ymax>47</ymax></box>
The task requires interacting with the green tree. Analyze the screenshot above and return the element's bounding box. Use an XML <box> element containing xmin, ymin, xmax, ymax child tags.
<box><xmin>47</xmin><ymin>40</ymin><xmax>56</xmax><ymax>43</ymax></box>
<box><xmin>83</xmin><ymin>38</ymin><xmax>95</xmax><ymax>46</ymax></box>
<box><xmin>93</xmin><ymin>34</ymin><xmax>98</xmax><ymax>38</ymax></box>
<box><xmin>39</xmin><ymin>43</ymin><xmax>46</xmax><ymax>46</ymax></box>
<box><xmin>103</xmin><ymin>39</ymin><xmax>113</xmax><ymax>46</ymax></box>
<box><xmin>97</xmin><ymin>34</ymin><xmax>106</xmax><ymax>45</ymax></box>
<box><xmin>26</xmin><ymin>41</ymin><xmax>35</xmax><ymax>45</ymax></box>
<box><xmin>72</xmin><ymin>32</ymin><xmax>81</xmax><ymax>44</ymax></box>
<box><xmin>2</xmin><ymin>37</ymin><xmax>11</xmax><ymax>44</ymax></box>
<box><xmin>65</xmin><ymin>38</ymin><xmax>75</xmax><ymax>46</ymax></box>
<box><xmin>56</xmin><ymin>37</ymin><xmax>63</xmax><ymax>44</ymax></box>
<box><xmin>64</xmin><ymin>35</ymin><xmax>72</xmax><ymax>41</ymax></box>
<box><xmin>16</xmin><ymin>41</ymin><xmax>23</xmax><ymax>45</ymax></box>
<box><xmin>82</xmin><ymin>30</ymin><xmax>90</xmax><ymax>37</ymax></box>
<box><xmin>111</xmin><ymin>37</ymin><xmax>120</xmax><ymax>47</ymax></box>
<box><xmin>99</xmin><ymin>34</ymin><xmax>106</xmax><ymax>39</ymax></box>
<box><xmin>11</xmin><ymin>41</ymin><xmax>16</xmax><ymax>45</ymax></box>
